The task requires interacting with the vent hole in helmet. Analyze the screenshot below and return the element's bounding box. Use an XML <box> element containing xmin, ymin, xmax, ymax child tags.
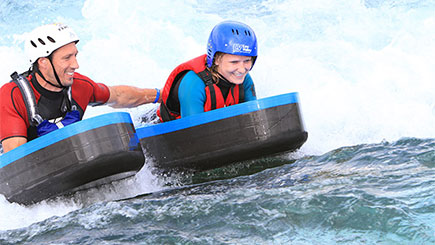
<box><xmin>47</xmin><ymin>36</ymin><xmax>56</xmax><ymax>43</ymax></box>
<box><xmin>30</xmin><ymin>41</ymin><xmax>37</xmax><ymax>48</ymax></box>
<box><xmin>38</xmin><ymin>38</ymin><xmax>46</xmax><ymax>45</ymax></box>
<box><xmin>248</xmin><ymin>31</ymin><xmax>251</xmax><ymax>36</ymax></box>
<box><xmin>232</xmin><ymin>29</ymin><xmax>235</xmax><ymax>34</ymax></box>
<box><xmin>236</xmin><ymin>29</ymin><xmax>239</xmax><ymax>35</ymax></box>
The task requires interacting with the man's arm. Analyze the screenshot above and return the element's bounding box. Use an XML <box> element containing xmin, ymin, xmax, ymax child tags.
<box><xmin>106</xmin><ymin>86</ymin><xmax>161</xmax><ymax>108</ymax></box>
<box><xmin>0</xmin><ymin>83</ymin><xmax>29</xmax><ymax>154</ymax></box>
<box><xmin>1</xmin><ymin>137</ymin><xmax>27</xmax><ymax>153</ymax></box>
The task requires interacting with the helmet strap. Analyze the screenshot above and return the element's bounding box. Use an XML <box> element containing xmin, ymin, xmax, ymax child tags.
<box><xmin>48</xmin><ymin>57</ymin><xmax>66</xmax><ymax>89</ymax></box>
<box><xmin>34</xmin><ymin>58</ymin><xmax>66</xmax><ymax>89</ymax></box>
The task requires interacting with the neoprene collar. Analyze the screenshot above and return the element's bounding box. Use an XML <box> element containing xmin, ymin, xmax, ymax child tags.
<box><xmin>31</xmin><ymin>74</ymin><xmax>64</xmax><ymax>99</ymax></box>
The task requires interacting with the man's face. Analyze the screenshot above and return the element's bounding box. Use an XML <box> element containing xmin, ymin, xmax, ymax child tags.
<box><xmin>44</xmin><ymin>42</ymin><xmax>79</xmax><ymax>87</ymax></box>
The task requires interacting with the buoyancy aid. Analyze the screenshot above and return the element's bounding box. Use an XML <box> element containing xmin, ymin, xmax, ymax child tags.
<box><xmin>157</xmin><ymin>54</ymin><xmax>244</xmax><ymax>122</ymax></box>
<box><xmin>10</xmin><ymin>72</ymin><xmax>44</xmax><ymax>127</ymax></box>
<box><xmin>10</xmin><ymin>71</ymin><xmax>80</xmax><ymax>139</ymax></box>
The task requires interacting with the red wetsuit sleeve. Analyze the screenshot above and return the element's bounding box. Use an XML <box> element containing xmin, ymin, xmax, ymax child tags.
<box><xmin>0</xmin><ymin>82</ymin><xmax>30</xmax><ymax>142</ymax></box>
<box><xmin>71</xmin><ymin>73</ymin><xmax>110</xmax><ymax>111</ymax></box>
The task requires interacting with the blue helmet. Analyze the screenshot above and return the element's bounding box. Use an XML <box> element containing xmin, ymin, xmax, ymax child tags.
<box><xmin>206</xmin><ymin>20</ymin><xmax>258</xmax><ymax>68</ymax></box>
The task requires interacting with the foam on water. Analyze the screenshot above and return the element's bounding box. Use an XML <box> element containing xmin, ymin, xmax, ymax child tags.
<box><xmin>1</xmin><ymin>0</ymin><xmax>434</xmax><ymax>231</ymax></box>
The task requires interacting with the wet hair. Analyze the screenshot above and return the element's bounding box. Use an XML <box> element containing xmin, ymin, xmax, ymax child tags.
<box><xmin>31</xmin><ymin>61</ymin><xmax>39</xmax><ymax>72</ymax></box>
<box><xmin>30</xmin><ymin>53</ymin><xmax>53</xmax><ymax>73</ymax></box>
<box><xmin>207</xmin><ymin>52</ymin><xmax>225</xmax><ymax>83</ymax></box>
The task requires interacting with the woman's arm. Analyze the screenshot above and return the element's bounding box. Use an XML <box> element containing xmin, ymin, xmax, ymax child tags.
<box><xmin>243</xmin><ymin>73</ymin><xmax>257</xmax><ymax>101</ymax></box>
<box><xmin>178</xmin><ymin>71</ymin><xmax>207</xmax><ymax>117</ymax></box>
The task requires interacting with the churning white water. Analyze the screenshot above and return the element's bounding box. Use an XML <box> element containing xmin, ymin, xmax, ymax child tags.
<box><xmin>1</xmin><ymin>0</ymin><xmax>434</xmax><ymax>232</ymax></box>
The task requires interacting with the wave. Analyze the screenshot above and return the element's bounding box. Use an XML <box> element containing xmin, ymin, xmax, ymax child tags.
<box><xmin>1</xmin><ymin>137</ymin><xmax>433</xmax><ymax>243</ymax></box>
<box><xmin>0</xmin><ymin>0</ymin><xmax>434</xmax><ymax>236</ymax></box>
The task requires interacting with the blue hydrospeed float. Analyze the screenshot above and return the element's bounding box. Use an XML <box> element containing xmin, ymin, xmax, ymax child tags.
<box><xmin>136</xmin><ymin>92</ymin><xmax>308</xmax><ymax>173</ymax></box>
<box><xmin>0</xmin><ymin>112</ymin><xmax>144</xmax><ymax>205</ymax></box>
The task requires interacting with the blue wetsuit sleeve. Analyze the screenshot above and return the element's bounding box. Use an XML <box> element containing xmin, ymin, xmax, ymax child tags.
<box><xmin>178</xmin><ymin>71</ymin><xmax>207</xmax><ymax>117</ymax></box>
<box><xmin>243</xmin><ymin>73</ymin><xmax>257</xmax><ymax>101</ymax></box>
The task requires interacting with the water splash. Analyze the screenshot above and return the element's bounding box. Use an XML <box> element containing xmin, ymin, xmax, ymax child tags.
<box><xmin>1</xmin><ymin>0</ymin><xmax>434</xmax><ymax>236</ymax></box>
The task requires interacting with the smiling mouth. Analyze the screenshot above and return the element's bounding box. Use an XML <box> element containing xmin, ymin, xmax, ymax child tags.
<box><xmin>233</xmin><ymin>73</ymin><xmax>245</xmax><ymax>78</ymax></box>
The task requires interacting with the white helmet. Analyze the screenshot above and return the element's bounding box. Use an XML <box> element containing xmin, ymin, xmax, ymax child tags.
<box><xmin>25</xmin><ymin>23</ymin><xmax>79</xmax><ymax>64</ymax></box>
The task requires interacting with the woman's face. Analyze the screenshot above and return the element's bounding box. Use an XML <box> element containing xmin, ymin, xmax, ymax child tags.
<box><xmin>215</xmin><ymin>54</ymin><xmax>253</xmax><ymax>84</ymax></box>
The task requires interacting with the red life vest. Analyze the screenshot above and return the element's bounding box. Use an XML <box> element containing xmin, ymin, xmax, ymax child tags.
<box><xmin>157</xmin><ymin>54</ymin><xmax>244</xmax><ymax>122</ymax></box>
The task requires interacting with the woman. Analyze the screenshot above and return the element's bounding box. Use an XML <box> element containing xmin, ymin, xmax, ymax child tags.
<box><xmin>157</xmin><ymin>20</ymin><xmax>258</xmax><ymax>122</ymax></box>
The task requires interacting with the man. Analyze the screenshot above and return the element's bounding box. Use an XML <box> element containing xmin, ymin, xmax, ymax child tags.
<box><xmin>0</xmin><ymin>23</ymin><xmax>160</xmax><ymax>153</ymax></box>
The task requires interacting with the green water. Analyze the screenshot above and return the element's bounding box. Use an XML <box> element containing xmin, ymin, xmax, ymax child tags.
<box><xmin>1</xmin><ymin>138</ymin><xmax>433</xmax><ymax>244</ymax></box>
